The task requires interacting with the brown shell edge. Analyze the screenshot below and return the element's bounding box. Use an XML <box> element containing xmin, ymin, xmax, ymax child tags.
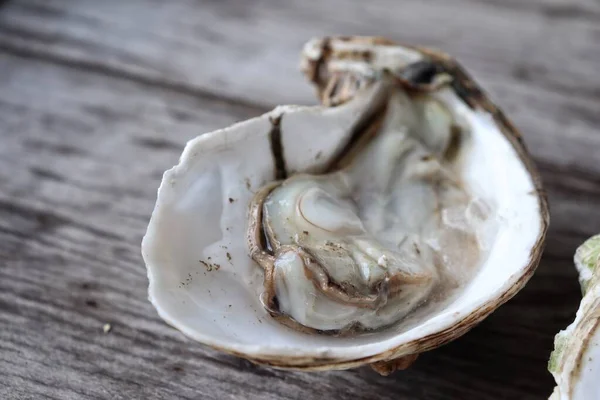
<box><xmin>218</xmin><ymin>37</ymin><xmax>551</xmax><ymax>374</ymax></box>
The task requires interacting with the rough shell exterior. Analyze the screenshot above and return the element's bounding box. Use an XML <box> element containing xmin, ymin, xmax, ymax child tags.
<box><xmin>549</xmin><ymin>234</ymin><xmax>600</xmax><ymax>399</ymax></box>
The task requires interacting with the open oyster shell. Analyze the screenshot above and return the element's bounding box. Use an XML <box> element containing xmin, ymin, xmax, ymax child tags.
<box><xmin>142</xmin><ymin>36</ymin><xmax>549</xmax><ymax>373</ymax></box>
<box><xmin>549</xmin><ymin>234</ymin><xmax>600</xmax><ymax>399</ymax></box>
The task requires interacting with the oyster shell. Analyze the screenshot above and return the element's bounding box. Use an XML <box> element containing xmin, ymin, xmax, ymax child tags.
<box><xmin>549</xmin><ymin>234</ymin><xmax>600</xmax><ymax>399</ymax></box>
<box><xmin>142</xmin><ymin>36</ymin><xmax>548</xmax><ymax>373</ymax></box>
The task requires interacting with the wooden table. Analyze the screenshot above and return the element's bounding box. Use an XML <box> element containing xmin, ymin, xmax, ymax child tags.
<box><xmin>1</xmin><ymin>1</ymin><xmax>599</xmax><ymax>399</ymax></box>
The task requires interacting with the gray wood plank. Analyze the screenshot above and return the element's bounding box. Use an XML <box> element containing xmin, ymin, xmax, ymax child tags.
<box><xmin>1</xmin><ymin>0</ymin><xmax>599</xmax><ymax>174</ymax></box>
<box><xmin>0</xmin><ymin>0</ymin><xmax>599</xmax><ymax>399</ymax></box>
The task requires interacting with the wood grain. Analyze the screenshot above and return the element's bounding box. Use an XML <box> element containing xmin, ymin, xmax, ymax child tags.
<box><xmin>0</xmin><ymin>0</ymin><xmax>599</xmax><ymax>399</ymax></box>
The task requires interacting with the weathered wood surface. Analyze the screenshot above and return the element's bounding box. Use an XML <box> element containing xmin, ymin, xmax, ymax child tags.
<box><xmin>0</xmin><ymin>0</ymin><xmax>599</xmax><ymax>399</ymax></box>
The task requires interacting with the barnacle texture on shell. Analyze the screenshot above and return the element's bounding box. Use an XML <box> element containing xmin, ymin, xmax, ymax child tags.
<box><xmin>142</xmin><ymin>36</ymin><xmax>548</xmax><ymax>373</ymax></box>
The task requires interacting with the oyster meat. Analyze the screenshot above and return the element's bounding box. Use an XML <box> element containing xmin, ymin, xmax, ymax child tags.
<box><xmin>249</xmin><ymin>89</ymin><xmax>486</xmax><ymax>333</ymax></box>
<box><xmin>142</xmin><ymin>36</ymin><xmax>548</xmax><ymax>373</ymax></box>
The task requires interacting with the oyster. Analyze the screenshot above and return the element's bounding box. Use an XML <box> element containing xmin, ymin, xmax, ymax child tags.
<box><xmin>549</xmin><ymin>234</ymin><xmax>600</xmax><ymax>399</ymax></box>
<box><xmin>142</xmin><ymin>36</ymin><xmax>548</xmax><ymax>373</ymax></box>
